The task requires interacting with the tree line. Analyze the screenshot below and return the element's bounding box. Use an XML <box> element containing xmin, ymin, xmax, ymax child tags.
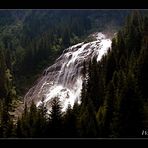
<box><xmin>0</xmin><ymin>10</ymin><xmax>148</xmax><ymax>138</ymax></box>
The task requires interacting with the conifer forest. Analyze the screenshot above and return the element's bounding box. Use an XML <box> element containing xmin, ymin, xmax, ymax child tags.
<box><xmin>0</xmin><ymin>10</ymin><xmax>148</xmax><ymax>138</ymax></box>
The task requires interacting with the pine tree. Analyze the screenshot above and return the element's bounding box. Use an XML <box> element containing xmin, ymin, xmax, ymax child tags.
<box><xmin>86</xmin><ymin>58</ymin><xmax>102</xmax><ymax>111</ymax></box>
<box><xmin>48</xmin><ymin>97</ymin><xmax>63</xmax><ymax>137</ymax></box>
<box><xmin>78</xmin><ymin>98</ymin><xmax>98</xmax><ymax>138</ymax></box>
<box><xmin>28</xmin><ymin>101</ymin><xmax>37</xmax><ymax>137</ymax></box>
<box><xmin>36</xmin><ymin>97</ymin><xmax>48</xmax><ymax>137</ymax></box>
<box><xmin>0</xmin><ymin>101</ymin><xmax>11</xmax><ymax>137</ymax></box>
<box><xmin>19</xmin><ymin>103</ymin><xmax>29</xmax><ymax>137</ymax></box>
<box><xmin>111</xmin><ymin>71</ymin><xmax>143</xmax><ymax>137</ymax></box>
<box><xmin>16</xmin><ymin>118</ymin><xmax>23</xmax><ymax>137</ymax></box>
<box><xmin>63</xmin><ymin>104</ymin><xmax>77</xmax><ymax>137</ymax></box>
<box><xmin>137</xmin><ymin>17</ymin><xmax>148</xmax><ymax>102</ymax></box>
<box><xmin>97</xmin><ymin>81</ymin><xmax>115</xmax><ymax>137</ymax></box>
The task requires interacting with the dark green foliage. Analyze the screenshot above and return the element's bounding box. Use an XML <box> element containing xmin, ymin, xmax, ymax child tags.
<box><xmin>48</xmin><ymin>97</ymin><xmax>63</xmax><ymax>137</ymax></box>
<box><xmin>110</xmin><ymin>71</ymin><xmax>143</xmax><ymax>137</ymax></box>
<box><xmin>136</xmin><ymin>17</ymin><xmax>148</xmax><ymax>101</ymax></box>
<box><xmin>0</xmin><ymin>10</ymin><xmax>130</xmax><ymax>96</ymax></box>
<box><xmin>16</xmin><ymin>101</ymin><xmax>47</xmax><ymax>138</ymax></box>
<box><xmin>36</xmin><ymin>98</ymin><xmax>48</xmax><ymax>137</ymax></box>
<box><xmin>105</xmin><ymin>51</ymin><xmax>117</xmax><ymax>84</ymax></box>
<box><xmin>63</xmin><ymin>104</ymin><xmax>78</xmax><ymax>137</ymax></box>
<box><xmin>0</xmin><ymin>49</ymin><xmax>7</xmax><ymax>98</ymax></box>
<box><xmin>119</xmin><ymin>72</ymin><xmax>143</xmax><ymax>137</ymax></box>
<box><xmin>96</xmin><ymin>81</ymin><xmax>115</xmax><ymax>137</ymax></box>
<box><xmin>0</xmin><ymin>99</ymin><xmax>14</xmax><ymax>138</ymax></box>
<box><xmin>79</xmin><ymin>10</ymin><xmax>146</xmax><ymax>138</ymax></box>
<box><xmin>16</xmin><ymin>118</ymin><xmax>23</xmax><ymax>137</ymax></box>
<box><xmin>0</xmin><ymin>45</ymin><xmax>17</xmax><ymax>138</ymax></box>
<box><xmin>88</xmin><ymin>58</ymin><xmax>102</xmax><ymax>110</ymax></box>
<box><xmin>0</xmin><ymin>10</ymin><xmax>148</xmax><ymax>138</ymax></box>
<box><xmin>78</xmin><ymin>98</ymin><xmax>98</xmax><ymax>137</ymax></box>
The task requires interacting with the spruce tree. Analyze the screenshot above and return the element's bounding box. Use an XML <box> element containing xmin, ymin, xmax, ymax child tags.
<box><xmin>48</xmin><ymin>97</ymin><xmax>63</xmax><ymax>137</ymax></box>
<box><xmin>63</xmin><ymin>104</ymin><xmax>77</xmax><ymax>137</ymax></box>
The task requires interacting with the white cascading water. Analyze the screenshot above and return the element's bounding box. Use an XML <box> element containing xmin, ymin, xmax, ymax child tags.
<box><xmin>24</xmin><ymin>32</ymin><xmax>112</xmax><ymax>112</ymax></box>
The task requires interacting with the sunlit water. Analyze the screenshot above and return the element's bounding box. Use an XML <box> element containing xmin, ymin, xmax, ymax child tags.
<box><xmin>24</xmin><ymin>32</ymin><xmax>112</xmax><ymax>112</ymax></box>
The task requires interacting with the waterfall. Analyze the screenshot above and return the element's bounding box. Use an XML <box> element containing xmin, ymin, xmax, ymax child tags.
<box><xmin>24</xmin><ymin>32</ymin><xmax>112</xmax><ymax>112</ymax></box>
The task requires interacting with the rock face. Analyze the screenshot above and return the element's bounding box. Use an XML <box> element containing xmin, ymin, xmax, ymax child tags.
<box><xmin>24</xmin><ymin>32</ymin><xmax>112</xmax><ymax>112</ymax></box>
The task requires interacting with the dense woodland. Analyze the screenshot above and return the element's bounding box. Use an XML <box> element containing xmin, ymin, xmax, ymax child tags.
<box><xmin>0</xmin><ymin>10</ymin><xmax>148</xmax><ymax>138</ymax></box>
<box><xmin>0</xmin><ymin>10</ymin><xmax>130</xmax><ymax>95</ymax></box>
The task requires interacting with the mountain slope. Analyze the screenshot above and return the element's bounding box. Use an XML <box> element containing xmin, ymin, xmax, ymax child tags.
<box><xmin>0</xmin><ymin>10</ymin><xmax>130</xmax><ymax>96</ymax></box>
<box><xmin>14</xmin><ymin>32</ymin><xmax>112</xmax><ymax>119</ymax></box>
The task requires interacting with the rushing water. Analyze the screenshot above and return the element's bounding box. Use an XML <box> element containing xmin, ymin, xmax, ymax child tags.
<box><xmin>24</xmin><ymin>32</ymin><xmax>112</xmax><ymax>112</ymax></box>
